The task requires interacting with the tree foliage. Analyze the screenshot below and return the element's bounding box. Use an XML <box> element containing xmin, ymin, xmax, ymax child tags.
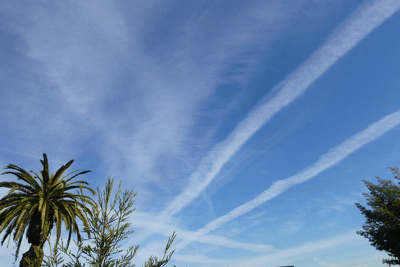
<box><xmin>0</xmin><ymin>154</ymin><xmax>95</xmax><ymax>267</ymax></box>
<box><xmin>143</xmin><ymin>232</ymin><xmax>176</xmax><ymax>267</ymax></box>
<box><xmin>41</xmin><ymin>239</ymin><xmax>65</xmax><ymax>267</ymax></box>
<box><xmin>77</xmin><ymin>178</ymin><xmax>139</xmax><ymax>267</ymax></box>
<box><xmin>356</xmin><ymin>167</ymin><xmax>400</xmax><ymax>265</ymax></box>
<box><xmin>44</xmin><ymin>178</ymin><xmax>176</xmax><ymax>267</ymax></box>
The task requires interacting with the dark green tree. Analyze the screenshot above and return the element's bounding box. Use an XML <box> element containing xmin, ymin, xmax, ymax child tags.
<box><xmin>356</xmin><ymin>167</ymin><xmax>400</xmax><ymax>265</ymax></box>
<box><xmin>0</xmin><ymin>153</ymin><xmax>95</xmax><ymax>267</ymax></box>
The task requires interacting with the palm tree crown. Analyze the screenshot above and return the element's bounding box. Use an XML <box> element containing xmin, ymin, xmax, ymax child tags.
<box><xmin>0</xmin><ymin>153</ymin><xmax>96</xmax><ymax>261</ymax></box>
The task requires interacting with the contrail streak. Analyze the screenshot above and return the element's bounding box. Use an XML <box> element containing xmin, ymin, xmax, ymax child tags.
<box><xmin>161</xmin><ymin>0</ymin><xmax>400</xmax><ymax>219</ymax></box>
<box><xmin>174</xmin><ymin>108</ymin><xmax>400</xmax><ymax>250</ymax></box>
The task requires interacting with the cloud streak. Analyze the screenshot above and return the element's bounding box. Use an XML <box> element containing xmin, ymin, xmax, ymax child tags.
<box><xmin>174</xmin><ymin>108</ymin><xmax>400</xmax><ymax>251</ymax></box>
<box><xmin>130</xmin><ymin>211</ymin><xmax>273</xmax><ymax>252</ymax></box>
<box><xmin>229</xmin><ymin>230</ymin><xmax>360</xmax><ymax>267</ymax></box>
<box><xmin>173</xmin><ymin>230</ymin><xmax>361</xmax><ymax>267</ymax></box>
<box><xmin>160</xmin><ymin>0</ymin><xmax>400</xmax><ymax>219</ymax></box>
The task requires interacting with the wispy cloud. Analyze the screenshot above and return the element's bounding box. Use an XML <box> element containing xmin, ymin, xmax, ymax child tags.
<box><xmin>1</xmin><ymin>1</ymin><xmax>399</xmax><ymax>266</ymax></box>
<box><xmin>171</xmin><ymin>231</ymin><xmax>361</xmax><ymax>267</ymax></box>
<box><xmin>0</xmin><ymin>0</ymin><xmax>199</xmax><ymax>192</ymax></box>
<box><xmin>229</xmin><ymin>230</ymin><xmax>360</xmax><ymax>267</ymax></box>
<box><xmin>313</xmin><ymin>258</ymin><xmax>343</xmax><ymax>267</ymax></box>
<box><xmin>135</xmin><ymin>94</ymin><xmax>398</xmax><ymax>255</ymax></box>
<box><xmin>313</xmin><ymin>255</ymin><xmax>388</xmax><ymax>267</ymax></box>
<box><xmin>172</xmin><ymin>254</ymin><xmax>229</xmax><ymax>265</ymax></box>
<box><xmin>282</xmin><ymin>220</ymin><xmax>304</xmax><ymax>234</ymax></box>
<box><xmin>174</xmin><ymin>108</ymin><xmax>400</xmax><ymax>250</ymax></box>
<box><xmin>116</xmin><ymin>0</ymin><xmax>300</xmax><ymax>187</ymax></box>
<box><xmin>130</xmin><ymin>211</ymin><xmax>273</xmax><ymax>252</ymax></box>
<box><xmin>160</xmin><ymin>0</ymin><xmax>400</xmax><ymax>219</ymax></box>
<box><xmin>0</xmin><ymin>0</ymin><xmax>135</xmax><ymax>164</ymax></box>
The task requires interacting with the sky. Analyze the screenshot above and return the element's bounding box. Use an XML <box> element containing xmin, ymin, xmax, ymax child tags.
<box><xmin>0</xmin><ymin>0</ymin><xmax>400</xmax><ymax>266</ymax></box>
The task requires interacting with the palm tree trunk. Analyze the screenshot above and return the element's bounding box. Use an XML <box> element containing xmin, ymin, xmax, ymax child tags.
<box><xmin>19</xmin><ymin>245</ymin><xmax>44</xmax><ymax>267</ymax></box>
<box><xmin>19</xmin><ymin>210</ymin><xmax>49</xmax><ymax>267</ymax></box>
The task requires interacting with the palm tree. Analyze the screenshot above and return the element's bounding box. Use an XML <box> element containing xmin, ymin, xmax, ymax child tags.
<box><xmin>0</xmin><ymin>153</ymin><xmax>96</xmax><ymax>267</ymax></box>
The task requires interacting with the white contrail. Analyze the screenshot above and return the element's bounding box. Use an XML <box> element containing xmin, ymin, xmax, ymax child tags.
<box><xmin>129</xmin><ymin>211</ymin><xmax>274</xmax><ymax>252</ymax></box>
<box><xmin>171</xmin><ymin>231</ymin><xmax>358</xmax><ymax>266</ymax></box>
<box><xmin>160</xmin><ymin>0</ymin><xmax>400</xmax><ymax>218</ymax></box>
<box><xmin>173</xmin><ymin>108</ymin><xmax>400</xmax><ymax>251</ymax></box>
<box><xmin>229</xmin><ymin>230</ymin><xmax>360</xmax><ymax>267</ymax></box>
<box><xmin>173</xmin><ymin>231</ymin><xmax>360</xmax><ymax>266</ymax></box>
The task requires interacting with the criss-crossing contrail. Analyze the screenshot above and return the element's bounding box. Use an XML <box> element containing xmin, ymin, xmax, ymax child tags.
<box><xmin>160</xmin><ymin>0</ymin><xmax>400</xmax><ymax>219</ymax></box>
<box><xmin>174</xmin><ymin>108</ymin><xmax>400</xmax><ymax>250</ymax></box>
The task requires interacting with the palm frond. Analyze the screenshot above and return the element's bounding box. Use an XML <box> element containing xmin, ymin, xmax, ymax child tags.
<box><xmin>0</xmin><ymin>154</ymin><xmax>95</xmax><ymax>260</ymax></box>
<box><xmin>2</xmin><ymin>167</ymin><xmax>40</xmax><ymax>189</ymax></box>
<box><xmin>40</xmin><ymin>153</ymin><xmax>50</xmax><ymax>186</ymax></box>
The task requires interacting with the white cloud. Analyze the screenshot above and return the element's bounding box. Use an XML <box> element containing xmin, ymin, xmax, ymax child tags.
<box><xmin>313</xmin><ymin>258</ymin><xmax>343</xmax><ymax>267</ymax></box>
<box><xmin>168</xmin><ymin>231</ymin><xmax>365</xmax><ymax>267</ymax></box>
<box><xmin>159</xmin><ymin>0</ymin><xmax>400</xmax><ymax>221</ymax></box>
<box><xmin>324</xmin><ymin>205</ymin><xmax>344</xmax><ymax>212</ymax></box>
<box><xmin>0</xmin><ymin>0</ymin><xmax>136</xmax><ymax>164</ymax></box>
<box><xmin>282</xmin><ymin>220</ymin><xmax>304</xmax><ymax>234</ymax></box>
<box><xmin>116</xmin><ymin>0</ymin><xmax>302</xmax><ymax>186</ymax></box>
<box><xmin>174</xmin><ymin>108</ymin><xmax>400</xmax><ymax>251</ymax></box>
<box><xmin>229</xmin><ymin>231</ymin><xmax>359</xmax><ymax>267</ymax></box>
<box><xmin>313</xmin><ymin>252</ymin><xmax>391</xmax><ymax>267</ymax></box>
<box><xmin>129</xmin><ymin>211</ymin><xmax>274</xmax><ymax>252</ymax></box>
<box><xmin>173</xmin><ymin>253</ymin><xmax>229</xmax><ymax>264</ymax></box>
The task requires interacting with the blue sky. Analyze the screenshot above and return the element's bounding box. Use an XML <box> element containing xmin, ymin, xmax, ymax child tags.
<box><xmin>1</xmin><ymin>0</ymin><xmax>400</xmax><ymax>266</ymax></box>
